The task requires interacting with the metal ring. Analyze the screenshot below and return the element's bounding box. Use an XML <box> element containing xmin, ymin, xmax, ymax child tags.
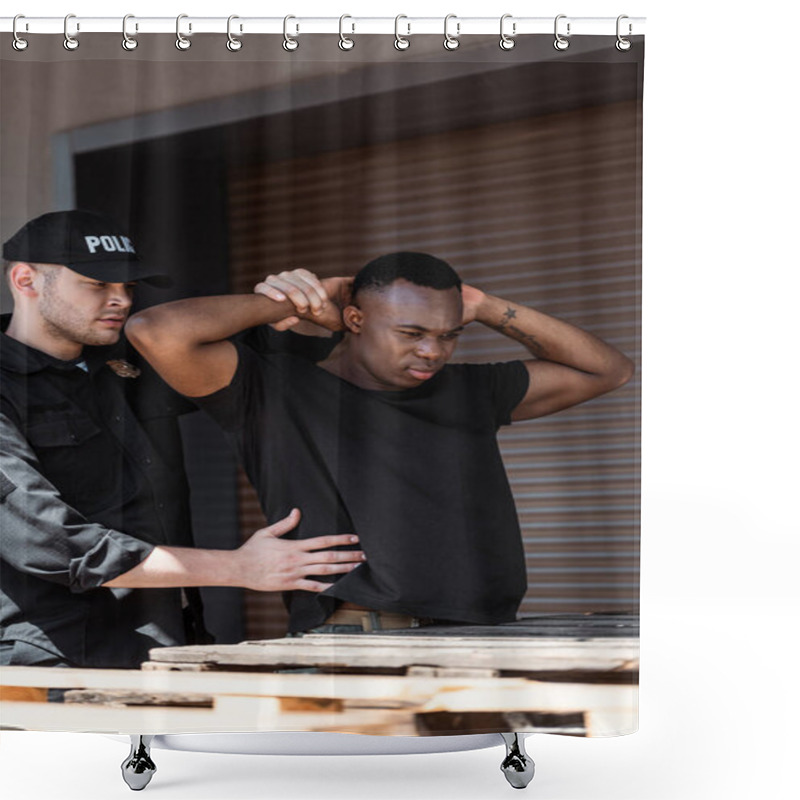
<box><xmin>227</xmin><ymin>15</ymin><xmax>242</xmax><ymax>51</ymax></box>
<box><xmin>12</xmin><ymin>15</ymin><xmax>28</xmax><ymax>51</ymax></box>
<box><xmin>443</xmin><ymin>14</ymin><xmax>460</xmax><ymax>51</ymax></box>
<box><xmin>122</xmin><ymin>14</ymin><xmax>138</xmax><ymax>51</ymax></box>
<box><xmin>616</xmin><ymin>14</ymin><xmax>632</xmax><ymax>51</ymax></box>
<box><xmin>554</xmin><ymin>14</ymin><xmax>570</xmax><ymax>51</ymax></box>
<box><xmin>499</xmin><ymin>14</ymin><xmax>515</xmax><ymax>51</ymax></box>
<box><xmin>63</xmin><ymin>13</ymin><xmax>79</xmax><ymax>51</ymax></box>
<box><xmin>283</xmin><ymin>15</ymin><xmax>299</xmax><ymax>51</ymax></box>
<box><xmin>339</xmin><ymin>14</ymin><xmax>354</xmax><ymax>51</ymax></box>
<box><xmin>394</xmin><ymin>15</ymin><xmax>410</xmax><ymax>51</ymax></box>
<box><xmin>176</xmin><ymin>14</ymin><xmax>191</xmax><ymax>50</ymax></box>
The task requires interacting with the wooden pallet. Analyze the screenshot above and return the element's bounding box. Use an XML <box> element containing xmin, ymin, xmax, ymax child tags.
<box><xmin>0</xmin><ymin>615</ymin><xmax>638</xmax><ymax>737</ymax></box>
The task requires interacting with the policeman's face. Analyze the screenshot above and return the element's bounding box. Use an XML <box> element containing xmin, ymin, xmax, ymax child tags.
<box><xmin>345</xmin><ymin>279</ymin><xmax>464</xmax><ymax>390</ymax></box>
<box><xmin>37</xmin><ymin>265</ymin><xmax>135</xmax><ymax>348</ymax></box>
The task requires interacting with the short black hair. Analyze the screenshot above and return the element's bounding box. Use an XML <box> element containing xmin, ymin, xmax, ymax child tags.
<box><xmin>352</xmin><ymin>252</ymin><xmax>462</xmax><ymax>299</ymax></box>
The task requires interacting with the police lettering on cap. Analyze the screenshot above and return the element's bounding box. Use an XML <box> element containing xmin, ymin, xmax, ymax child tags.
<box><xmin>84</xmin><ymin>235</ymin><xmax>136</xmax><ymax>255</ymax></box>
<box><xmin>2</xmin><ymin>210</ymin><xmax>171</xmax><ymax>288</ymax></box>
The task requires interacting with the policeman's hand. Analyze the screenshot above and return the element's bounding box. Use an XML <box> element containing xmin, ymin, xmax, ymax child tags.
<box><xmin>235</xmin><ymin>508</ymin><xmax>366</xmax><ymax>592</ymax></box>
<box><xmin>254</xmin><ymin>269</ymin><xmax>349</xmax><ymax>333</ymax></box>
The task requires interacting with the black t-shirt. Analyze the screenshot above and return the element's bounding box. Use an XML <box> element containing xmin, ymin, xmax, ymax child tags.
<box><xmin>196</xmin><ymin>340</ymin><xmax>531</xmax><ymax>633</ymax></box>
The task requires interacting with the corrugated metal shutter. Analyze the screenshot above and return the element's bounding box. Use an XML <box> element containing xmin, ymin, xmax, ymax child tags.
<box><xmin>227</xmin><ymin>99</ymin><xmax>641</xmax><ymax>638</ymax></box>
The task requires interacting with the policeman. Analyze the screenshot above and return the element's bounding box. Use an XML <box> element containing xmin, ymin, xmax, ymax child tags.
<box><xmin>0</xmin><ymin>210</ymin><xmax>365</xmax><ymax>669</ymax></box>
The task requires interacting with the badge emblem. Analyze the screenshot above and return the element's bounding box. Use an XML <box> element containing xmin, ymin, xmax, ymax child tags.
<box><xmin>106</xmin><ymin>359</ymin><xmax>141</xmax><ymax>379</ymax></box>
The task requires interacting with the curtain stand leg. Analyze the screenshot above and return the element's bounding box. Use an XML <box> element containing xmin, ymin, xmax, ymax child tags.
<box><xmin>121</xmin><ymin>735</ymin><xmax>157</xmax><ymax>791</ymax></box>
<box><xmin>499</xmin><ymin>732</ymin><xmax>535</xmax><ymax>789</ymax></box>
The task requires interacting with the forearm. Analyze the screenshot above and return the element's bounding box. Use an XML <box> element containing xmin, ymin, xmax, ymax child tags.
<box><xmin>126</xmin><ymin>293</ymin><xmax>336</xmax><ymax>396</ymax></box>
<box><xmin>103</xmin><ymin>545</ymin><xmax>239</xmax><ymax>589</ymax></box>
<box><xmin>127</xmin><ymin>294</ymin><xmax>304</xmax><ymax>350</ymax></box>
<box><xmin>476</xmin><ymin>294</ymin><xmax>634</xmax><ymax>380</ymax></box>
<box><xmin>103</xmin><ymin>512</ymin><xmax>367</xmax><ymax>594</ymax></box>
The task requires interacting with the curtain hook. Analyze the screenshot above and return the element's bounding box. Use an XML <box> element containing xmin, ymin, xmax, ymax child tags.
<box><xmin>339</xmin><ymin>14</ymin><xmax>355</xmax><ymax>50</ymax></box>
<box><xmin>12</xmin><ymin>15</ymin><xmax>29</xmax><ymax>51</ymax></box>
<box><xmin>227</xmin><ymin>15</ymin><xmax>243</xmax><ymax>51</ymax></box>
<box><xmin>554</xmin><ymin>14</ymin><xmax>570</xmax><ymax>50</ymax></box>
<box><xmin>63</xmin><ymin>13</ymin><xmax>79</xmax><ymax>51</ymax></box>
<box><xmin>616</xmin><ymin>14</ymin><xmax>632</xmax><ymax>51</ymax></box>
<box><xmin>176</xmin><ymin>14</ymin><xmax>192</xmax><ymax>50</ymax></box>
<box><xmin>283</xmin><ymin>15</ymin><xmax>299</xmax><ymax>51</ymax></box>
<box><xmin>394</xmin><ymin>15</ymin><xmax>410</xmax><ymax>51</ymax></box>
<box><xmin>122</xmin><ymin>14</ymin><xmax>138</xmax><ymax>51</ymax></box>
<box><xmin>499</xmin><ymin>14</ymin><xmax>515</xmax><ymax>50</ymax></box>
<box><xmin>443</xmin><ymin>14</ymin><xmax>460</xmax><ymax>51</ymax></box>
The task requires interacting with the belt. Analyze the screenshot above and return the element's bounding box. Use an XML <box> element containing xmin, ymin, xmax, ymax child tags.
<box><xmin>324</xmin><ymin>608</ymin><xmax>433</xmax><ymax>631</ymax></box>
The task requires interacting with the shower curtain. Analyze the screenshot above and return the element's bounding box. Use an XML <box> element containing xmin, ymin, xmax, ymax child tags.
<box><xmin>0</xmin><ymin>24</ymin><xmax>642</xmax><ymax>740</ymax></box>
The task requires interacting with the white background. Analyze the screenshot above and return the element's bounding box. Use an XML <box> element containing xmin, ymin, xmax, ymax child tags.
<box><xmin>2</xmin><ymin>1</ymin><xmax>798</xmax><ymax>798</ymax></box>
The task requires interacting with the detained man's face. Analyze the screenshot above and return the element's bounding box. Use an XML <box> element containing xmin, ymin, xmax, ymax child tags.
<box><xmin>347</xmin><ymin>279</ymin><xmax>464</xmax><ymax>390</ymax></box>
<box><xmin>37</xmin><ymin>265</ymin><xmax>135</xmax><ymax>349</ymax></box>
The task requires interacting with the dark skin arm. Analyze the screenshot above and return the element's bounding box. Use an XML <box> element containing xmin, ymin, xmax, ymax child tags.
<box><xmin>125</xmin><ymin>289</ymin><xmax>344</xmax><ymax>397</ymax></box>
<box><xmin>255</xmin><ymin>269</ymin><xmax>353</xmax><ymax>336</ymax></box>
<box><xmin>248</xmin><ymin>272</ymin><xmax>634</xmax><ymax>420</ymax></box>
<box><xmin>462</xmin><ymin>286</ymin><xmax>635</xmax><ymax>420</ymax></box>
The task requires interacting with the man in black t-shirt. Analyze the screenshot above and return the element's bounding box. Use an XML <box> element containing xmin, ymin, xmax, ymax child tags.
<box><xmin>128</xmin><ymin>253</ymin><xmax>635</xmax><ymax>634</ymax></box>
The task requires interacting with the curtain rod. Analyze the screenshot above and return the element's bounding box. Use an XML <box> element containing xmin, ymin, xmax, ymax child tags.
<box><xmin>1</xmin><ymin>16</ymin><xmax>646</xmax><ymax>38</ymax></box>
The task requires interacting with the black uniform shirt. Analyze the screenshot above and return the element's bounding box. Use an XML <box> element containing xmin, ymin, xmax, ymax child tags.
<box><xmin>0</xmin><ymin>318</ymin><xmax>205</xmax><ymax>668</ymax></box>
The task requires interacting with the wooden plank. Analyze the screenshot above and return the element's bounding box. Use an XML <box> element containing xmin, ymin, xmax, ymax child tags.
<box><xmin>64</xmin><ymin>689</ymin><xmax>213</xmax><ymax>708</ymax></box>
<box><xmin>373</xmin><ymin>616</ymin><xmax>640</xmax><ymax>637</ymax></box>
<box><xmin>0</xmin><ymin>667</ymin><xmax>616</xmax><ymax>700</ymax></box>
<box><xmin>417</xmin><ymin>710</ymin><xmax>589</xmax><ymax>736</ymax></box>
<box><xmin>0</xmin><ymin>701</ymin><xmax>242</xmax><ymax>734</ymax></box>
<box><xmin>406</xmin><ymin>667</ymin><xmax>500</xmax><ymax>679</ymax></box>
<box><xmin>279</xmin><ymin>697</ymin><xmax>343</xmax><ymax>713</ymax></box>
<box><xmin>419</xmin><ymin>681</ymin><xmax>636</xmax><ymax>715</ymax></box>
<box><xmin>0</xmin><ymin>686</ymin><xmax>48</xmax><ymax>703</ymax></box>
<box><xmin>144</xmin><ymin>635</ymin><xmax>639</xmax><ymax>674</ymax></box>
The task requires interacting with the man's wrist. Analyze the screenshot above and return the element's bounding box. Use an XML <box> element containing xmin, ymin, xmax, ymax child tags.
<box><xmin>208</xmin><ymin>547</ymin><xmax>241</xmax><ymax>587</ymax></box>
<box><xmin>252</xmin><ymin>292</ymin><xmax>308</xmax><ymax>326</ymax></box>
<box><xmin>474</xmin><ymin>292</ymin><xmax>507</xmax><ymax>326</ymax></box>
<box><xmin>296</xmin><ymin>304</ymin><xmax>346</xmax><ymax>332</ymax></box>
<box><xmin>163</xmin><ymin>545</ymin><xmax>240</xmax><ymax>588</ymax></box>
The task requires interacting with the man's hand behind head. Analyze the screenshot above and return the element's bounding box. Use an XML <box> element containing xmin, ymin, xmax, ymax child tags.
<box><xmin>320</xmin><ymin>275</ymin><xmax>354</xmax><ymax>313</ymax></box>
<box><xmin>255</xmin><ymin>269</ymin><xmax>351</xmax><ymax>333</ymax></box>
<box><xmin>460</xmin><ymin>284</ymin><xmax>487</xmax><ymax>326</ymax></box>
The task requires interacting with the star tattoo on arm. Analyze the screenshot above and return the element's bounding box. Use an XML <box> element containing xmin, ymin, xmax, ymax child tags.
<box><xmin>493</xmin><ymin>306</ymin><xmax>545</xmax><ymax>357</ymax></box>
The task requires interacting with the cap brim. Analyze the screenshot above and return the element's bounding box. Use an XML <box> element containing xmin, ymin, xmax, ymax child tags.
<box><xmin>67</xmin><ymin>261</ymin><xmax>174</xmax><ymax>289</ymax></box>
